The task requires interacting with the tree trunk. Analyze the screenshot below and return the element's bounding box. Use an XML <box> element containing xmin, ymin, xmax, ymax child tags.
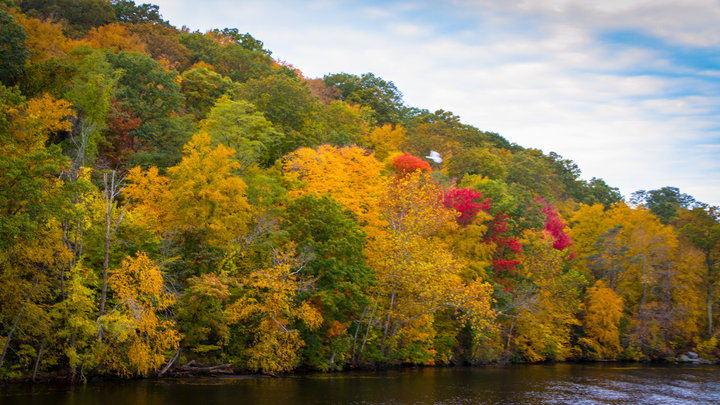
<box><xmin>99</xmin><ymin>171</ymin><xmax>114</xmax><ymax>318</ymax></box>
<box><xmin>707</xmin><ymin>286</ymin><xmax>714</xmax><ymax>338</ymax></box>
<box><xmin>381</xmin><ymin>289</ymin><xmax>397</xmax><ymax>351</ymax></box>
<box><xmin>98</xmin><ymin>170</ymin><xmax>125</xmax><ymax>323</ymax></box>
<box><xmin>32</xmin><ymin>343</ymin><xmax>44</xmax><ymax>382</ymax></box>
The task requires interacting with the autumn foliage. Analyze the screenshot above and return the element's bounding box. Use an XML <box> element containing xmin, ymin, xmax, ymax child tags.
<box><xmin>536</xmin><ymin>198</ymin><xmax>572</xmax><ymax>250</ymax></box>
<box><xmin>0</xmin><ymin>2</ymin><xmax>717</xmax><ymax>381</ymax></box>
<box><xmin>391</xmin><ymin>152</ymin><xmax>431</xmax><ymax>175</ymax></box>
<box><xmin>443</xmin><ymin>188</ymin><xmax>491</xmax><ymax>226</ymax></box>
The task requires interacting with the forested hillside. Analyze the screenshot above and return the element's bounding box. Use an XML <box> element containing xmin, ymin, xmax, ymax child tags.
<box><xmin>1</xmin><ymin>0</ymin><xmax>719</xmax><ymax>380</ymax></box>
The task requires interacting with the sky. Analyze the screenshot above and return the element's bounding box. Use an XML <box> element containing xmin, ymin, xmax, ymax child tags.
<box><xmin>152</xmin><ymin>0</ymin><xmax>720</xmax><ymax>206</ymax></box>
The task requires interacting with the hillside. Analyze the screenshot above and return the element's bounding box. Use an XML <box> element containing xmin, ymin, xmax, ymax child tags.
<box><xmin>1</xmin><ymin>0</ymin><xmax>719</xmax><ymax>380</ymax></box>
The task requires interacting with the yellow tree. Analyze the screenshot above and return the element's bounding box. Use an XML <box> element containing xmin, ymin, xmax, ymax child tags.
<box><xmin>365</xmin><ymin>124</ymin><xmax>406</xmax><ymax>161</ymax></box>
<box><xmin>100</xmin><ymin>252</ymin><xmax>180</xmax><ymax>377</ymax></box>
<box><xmin>125</xmin><ymin>132</ymin><xmax>251</xmax><ymax>249</ymax></box>
<box><xmin>362</xmin><ymin>171</ymin><xmax>494</xmax><ymax>364</ymax></box>
<box><xmin>509</xmin><ymin>230</ymin><xmax>584</xmax><ymax>362</ymax></box>
<box><xmin>283</xmin><ymin>144</ymin><xmax>387</xmax><ymax>233</ymax></box>
<box><xmin>2</xmin><ymin>93</ymin><xmax>74</xmax><ymax>154</ymax></box>
<box><xmin>12</xmin><ymin>13</ymin><xmax>71</xmax><ymax>64</ymax></box>
<box><xmin>80</xmin><ymin>23</ymin><xmax>148</xmax><ymax>54</ymax></box>
<box><xmin>571</xmin><ymin>203</ymin><xmax>704</xmax><ymax>357</ymax></box>
<box><xmin>579</xmin><ymin>280</ymin><xmax>624</xmax><ymax>359</ymax></box>
<box><xmin>569</xmin><ymin>204</ymin><xmax>608</xmax><ymax>281</ymax></box>
<box><xmin>224</xmin><ymin>244</ymin><xmax>322</xmax><ymax>374</ymax></box>
<box><xmin>0</xmin><ymin>88</ymin><xmax>76</xmax><ymax>377</ymax></box>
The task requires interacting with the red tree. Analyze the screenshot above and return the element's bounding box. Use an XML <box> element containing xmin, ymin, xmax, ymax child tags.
<box><xmin>442</xmin><ymin>188</ymin><xmax>491</xmax><ymax>226</ymax></box>
<box><xmin>392</xmin><ymin>153</ymin><xmax>431</xmax><ymax>176</ymax></box>
<box><xmin>537</xmin><ymin>198</ymin><xmax>572</xmax><ymax>250</ymax></box>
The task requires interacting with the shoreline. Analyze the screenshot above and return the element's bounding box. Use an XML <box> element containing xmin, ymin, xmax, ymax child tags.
<box><xmin>3</xmin><ymin>357</ymin><xmax>717</xmax><ymax>386</ymax></box>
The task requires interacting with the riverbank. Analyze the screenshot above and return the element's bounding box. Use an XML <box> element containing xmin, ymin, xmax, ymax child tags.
<box><xmin>3</xmin><ymin>354</ymin><xmax>718</xmax><ymax>386</ymax></box>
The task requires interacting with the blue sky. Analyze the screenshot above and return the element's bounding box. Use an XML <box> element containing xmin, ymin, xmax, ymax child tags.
<box><xmin>152</xmin><ymin>0</ymin><xmax>720</xmax><ymax>206</ymax></box>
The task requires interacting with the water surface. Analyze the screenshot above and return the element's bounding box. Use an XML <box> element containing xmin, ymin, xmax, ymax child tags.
<box><xmin>2</xmin><ymin>363</ymin><xmax>718</xmax><ymax>404</ymax></box>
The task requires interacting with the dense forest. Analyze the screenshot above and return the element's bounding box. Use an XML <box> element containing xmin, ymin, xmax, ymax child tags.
<box><xmin>1</xmin><ymin>0</ymin><xmax>720</xmax><ymax>381</ymax></box>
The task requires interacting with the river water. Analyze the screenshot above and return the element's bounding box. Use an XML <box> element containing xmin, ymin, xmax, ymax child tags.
<box><xmin>2</xmin><ymin>363</ymin><xmax>719</xmax><ymax>404</ymax></box>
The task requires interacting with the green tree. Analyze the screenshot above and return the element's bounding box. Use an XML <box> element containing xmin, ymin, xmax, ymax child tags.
<box><xmin>0</xmin><ymin>85</ymin><xmax>75</xmax><ymax>378</ymax></box>
<box><xmin>0</xmin><ymin>8</ymin><xmax>30</xmax><ymax>86</ymax></box>
<box><xmin>207</xmin><ymin>28</ymin><xmax>267</xmax><ymax>53</ymax></box>
<box><xmin>106</xmin><ymin>50</ymin><xmax>191</xmax><ymax>167</ymax></box>
<box><xmin>111</xmin><ymin>0</ymin><xmax>163</xmax><ymax>24</ymax></box>
<box><xmin>180</xmin><ymin>65</ymin><xmax>236</xmax><ymax>119</ymax></box>
<box><xmin>675</xmin><ymin>206</ymin><xmax>720</xmax><ymax>336</ymax></box>
<box><xmin>214</xmin><ymin>42</ymin><xmax>276</xmax><ymax>83</ymax></box>
<box><xmin>234</xmin><ymin>73</ymin><xmax>318</xmax><ymax>156</ymax></box>
<box><xmin>20</xmin><ymin>0</ymin><xmax>115</xmax><ymax>37</ymax></box>
<box><xmin>282</xmin><ymin>195</ymin><xmax>374</xmax><ymax>370</ymax></box>
<box><xmin>324</xmin><ymin>72</ymin><xmax>405</xmax><ymax>124</ymax></box>
<box><xmin>630</xmin><ymin>186</ymin><xmax>697</xmax><ymax>224</ymax></box>
<box><xmin>178</xmin><ymin>32</ymin><xmax>221</xmax><ymax>66</ymax></box>
<box><xmin>579</xmin><ymin>177</ymin><xmax>623</xmax><ymax>207</ymax></box>
<box><xmin>198</xmin><ymin>95</ymin><xmax>282</xmax><ymax>167</ymax></box>
<box><xmin>63</xmin><ymin>48</ymin><xmax>118</xmax><ymax>167</ymax></box>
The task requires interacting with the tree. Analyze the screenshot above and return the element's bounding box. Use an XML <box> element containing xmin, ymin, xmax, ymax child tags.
<box><xmin>443</xmin><ymin>188</ymin><xmax>491</xmax><ymax>227</ymax></box>
<box><xmin>125</xmin><ymin>132</ymin><xmax>251</xmax><ymax>251</ymax></box>
<box><xmin>447</xmin><ymin>147</ymin><xmax>511</xmax><ymax>180</ymax></box>
<box><xmin>13</xmin><ymin>12</ymin><xmax>71</xmax><ymax>64</ymax></box>
<box><xmin>404</xmin><ymin>110</ymin><xmax>511</xmax><ymax>170</ymax></box>
<box><xmin>630</xmin><ymin>186</ymin><xmax>697</xmax><ymax>224</ymax></box>
<box><xmin>176</xmin><ymin>273</ymin><xmax>236</xmax><ymax>363</ymax></box>
<box><xmin>81</xmin><ymin>23</ymin><xmax>148</xmax><ymax>54</ymax></box>
<box><xmin>578</xmin><ymin>177</ymin><xmax>623</xmax><ymax>207</ymax></box>
<box><xmin>571</xmin><ymin>203</ymin><xmax>704</xmax><ymax>357</ymax></box>
<box><xmin>213</xmin><ymin>42</ymin><xmax>276</xmax><ymax>83</ymax></box>
<box><xmin>0</xmin><ymin>8</ymin><xmax>30</xmax><ymax>86</ymax></box>
<box><xmin>675</xmin><ymin>206</ymin><xmax>720</xmax><ymax>336</ymax></box>
<box><xmin>366</xmin><ymin>124</ymin><xmax>405</xmax><ymax>161</ymax></box>
<box><xmin>506</xmin><ymin>149</ymin><xmax>565</xmax><ymax>202</ymax></box>
<box><xmin>0</xmin><ymin>85</ymin><xmax>75</xmax><ymax>378</ymax></box>
<box><xmin>234</xmin><ymin>73</ymin><xmax>318</xmax><ymax>155</ymax></box>
<box><xmin>127</xmin><ymin>22</ymin><xmax>190</xmax><ymax>70</ymax></box>
<box><xmin>63</xmin><ymin>49</ymin><xmax>117</xmax><ymax>167</ymax></box>
<box><xmin>304</xmin><ymin>100</ymin><xmax>371</xmax><ymax>147</ymax></box>
<box><xmin>391</xmin><ymin>152</ymin><xmax>431</xmax><ymax>176</ymax></box>
<box><xmin>538</xmin><ymin>198</ymin><xmax>572</xmax><ymax>251</ymax></box>
<box><xmin>282</xmin><ymin>195</ymin><xmax>374</xmax><ymax>370</ymax></box>
<box><xmin>198</xmin><ymin>95</ymin><xmax>282</xmax><ymax>167</ymax></box>
<box><xmin>111</xmin><ymin>0</ymin><xmax>163</xmax><ymax>24</ymax></box>
<box><xmin>207</xmin><ymin>28</ymin><xmax>266</xmax><ymax>53</ymax></box>
<box><xmin>179</xmin><ymin>64</ymin><xmax>236</xmax><ymax>119</ymax></box>
<box><xmin>106</xmin><ymin>50</ymin><xmax>191</xmax><ymax>167</ymax></box>
<box><xmin>283</xmin><ymin>145</ymin><xmax>387</xmax><ymax>233</ymax></box>
<box><xmin>324</xmin><ymin>72</ymin><xmax>405</xmax><ymax>124</ymax></box>
<box><xmin>305</xmin><ymin>78</ymin><xmax>342</xmax><ymax>104</ymax></box>
<box><xmin>362</xmin><ymin>171</ymin><xmax>494</xmax><ymax>364</ymax></box>
<box><xmin>509</xmin><ymin>231</ymin><xmax>584</xmax><ymax>362</ymax></box>
<box><xmin>579</xmin><ymin>280</ymin><xmax>624</xmax><ymax>359</ymax></box>
<box><xmin>100</xmin><ymin>252</ymin><xmax>180</xmax><ymax>377</ymax></box>
<box><xmin>20</xmin><ymin>0</ymin><xmax>115</xmax><ymax>37</ymax></box>
<box><xmin>224</xmin><ymin>244</ymin><xmax>322</xmax><ymax>374</ymax></box>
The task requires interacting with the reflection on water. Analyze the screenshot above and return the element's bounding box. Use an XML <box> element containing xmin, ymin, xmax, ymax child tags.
<box><xmin>2</xmin><ymin>363</ymin><xmax>719</xmax><ymax>404</ymax></box>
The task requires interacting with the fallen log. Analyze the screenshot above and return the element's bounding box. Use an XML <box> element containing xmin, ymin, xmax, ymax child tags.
<box><xmin>173</xmin><ymin>360</ymin><xmax>234</xmax><ymax>375</ymax></box>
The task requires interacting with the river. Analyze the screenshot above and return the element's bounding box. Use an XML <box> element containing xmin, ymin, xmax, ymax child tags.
<box><xmin>2</xmin><ymin>363</ymin><xmax>719</xmax><ymax>404</ymax></box>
